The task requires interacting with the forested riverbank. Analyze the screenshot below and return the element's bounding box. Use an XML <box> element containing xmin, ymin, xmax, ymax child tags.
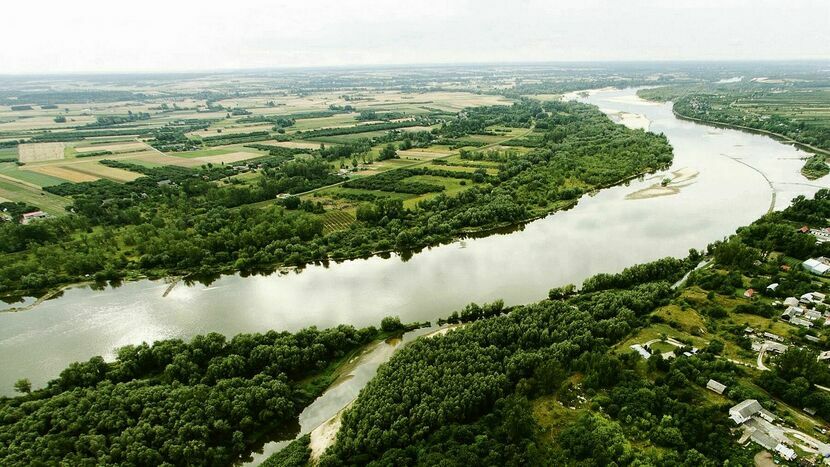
<box><xmin>0</xmin><ymin>100</ymin><xmax>672</xmax><ymax>302</ymax></box>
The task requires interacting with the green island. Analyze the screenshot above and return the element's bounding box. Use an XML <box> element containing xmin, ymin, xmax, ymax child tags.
<box><xmin>638</xmin><ymin>84</ymin><xmax>830</xmax><ymax>179</ymax></box>
<box><xmin>8</xmin><ymin>190</ymin><xmax>830</xmax><ymax>465</ymax></box>
<box><xmin>0</xmin><ymin>99</ymin><xmax>671</xmax><ymax>301</ymax></box>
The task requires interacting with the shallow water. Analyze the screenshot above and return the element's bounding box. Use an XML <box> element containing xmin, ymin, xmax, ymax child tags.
<box><xmin>0</xmin><ymin>88</ymin><xmax>826</xmax><ymax>396</ymax></box>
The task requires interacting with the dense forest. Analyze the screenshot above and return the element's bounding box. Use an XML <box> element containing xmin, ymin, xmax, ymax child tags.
<box><xmin>0</xmin><ymin>324</ymin><xmax>385</xmax><ymax>465</ymax></box>
<box><xmin>0</xmin><ymin>100</ymin><xmax>672</xmax><ymax>300</ymax></box>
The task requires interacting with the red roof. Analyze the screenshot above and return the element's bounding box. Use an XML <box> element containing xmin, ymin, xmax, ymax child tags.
<box><xmin>800</xmin><ymin>225</ymin><xmax>810</xmax><ymax>233</ymax></box>
<box><xmin>744</xmin><ymin>289</ymin><xmax>756</xmax><ymax>298</ymax></box>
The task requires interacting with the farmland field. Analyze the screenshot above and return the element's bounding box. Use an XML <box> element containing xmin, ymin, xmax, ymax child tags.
<box><xmin>75</xmin><ymin>142</ymin><xmax>149</xmax><ymax>153</ymax></box>
<box><xmin>25</xmin><ymin>165</ymin><xmax>100</xmax><ymax>183</ymax></box>
<box><xmin>70</xmin><ymin>162</ymin><xmax>144</xmax><ymax>182</ymax></box>
<box><xmin>194</xmin><ymin>152</ymin><xmax>263</xmax><ymax>164</ymax></box>
<box><xmin>18</xmin><ymin>142</ymin><xmax>65</xmax><ymax>162</ymax></box>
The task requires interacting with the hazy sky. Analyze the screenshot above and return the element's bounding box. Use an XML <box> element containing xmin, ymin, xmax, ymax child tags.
<box><xmin>2</xmin><ymin>0</ymin><xmax>828</xmax><ymax>74</ymax></box>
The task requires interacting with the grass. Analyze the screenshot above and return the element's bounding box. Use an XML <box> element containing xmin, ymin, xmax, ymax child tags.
<box><xmin>0</xmin><ymin>178</ymin><xmax>69</xmax><ymax>215</ymax></box>
<box><xmin>0</xmin><ymin>163</ymin><xmax>66</xmax><ymax>187</ymax></box>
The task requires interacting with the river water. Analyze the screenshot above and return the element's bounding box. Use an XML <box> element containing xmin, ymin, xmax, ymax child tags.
<box><xmin>0</xmin><ymin>88</ymin><xmax>826</xmax><ymax>397</ymax></box>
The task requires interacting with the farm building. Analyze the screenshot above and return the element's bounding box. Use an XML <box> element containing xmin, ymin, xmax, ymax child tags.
<box><xmin>783</xmin><ymin>297</ymin><xmax>800</xmax><ymax>307</ymax></box>
<box><xmin>766</xmin><ymin>342</ymin><xmax>788</xmax><ymax>354</ymax></box>
<box><xmin>803</xmin><ymin>258</ymin><xmax>830</xmax><ymax>275</ymax></box>
<box><xmin>790</xmin><ymin>317</ymin><xmax>813</xmax><ymax>328</ymax></box>
<box><xmin>706</xmin><ymin>379</ymin><xmax>726</xmax><ymax>395</ymax></box>
<box><xmin>743</xmin><ymin>289</ymin><xmax>756</xmax><ymax>298</ymax></box>
<box><xmin>763</xmin><ymin>332</ymin><xmax>783</xmax><ymax>342</ymax></box>
<box><xmin>730</xmin><ymin>399</ymin><xmax>763</xmax><ymax>424</ymax></box>
<box><xmin>21</xmin><ymin>211</ymin><xmax>48</xmax><ymax>225</ymax></box>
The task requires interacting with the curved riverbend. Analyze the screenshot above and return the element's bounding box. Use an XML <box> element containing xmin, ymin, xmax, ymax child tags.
<box><xmin>0</xmin><ymin>88</ymin><xmax>826</xmax><ymax>395</ymax></box>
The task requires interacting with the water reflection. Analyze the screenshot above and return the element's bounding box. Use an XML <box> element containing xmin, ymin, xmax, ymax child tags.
<box><xmin>0</xmin><ymin>88</ymin><xmax>827</xmax><ymax>396</ymax></box>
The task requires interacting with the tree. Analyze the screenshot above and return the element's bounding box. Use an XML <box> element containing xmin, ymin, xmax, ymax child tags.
<box><xmin>378</xmin><ymin>144</ymin><xmax>398</xmax><ymax>161</ymax></box>
<box><xmin>13</xmin><ymin>378</ymin><xmax>31</xmax><ymax>394</ymax></box>
<box><xmin>380</xmin><ymin>316</ymin><xmax>403</xmax><ymax>332</ymax></box>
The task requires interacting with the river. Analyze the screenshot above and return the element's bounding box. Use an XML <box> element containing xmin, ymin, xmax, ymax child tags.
<box><xmin>0</xmin><ymin>87</ymin><xmax>826</xmax><ymax>398</ymax></box>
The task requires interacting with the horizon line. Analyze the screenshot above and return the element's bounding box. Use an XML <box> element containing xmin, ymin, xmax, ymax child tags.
<box><xmin>2</xmin><ymin>58</ymin><xmax>830</xmax><ymax>78</ymax></box>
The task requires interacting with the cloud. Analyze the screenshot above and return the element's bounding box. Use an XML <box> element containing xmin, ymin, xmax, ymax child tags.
<box><xmin>1</xmin><ymin>0</ymin><xmax>827</xmax><ymax>73</ymax></box>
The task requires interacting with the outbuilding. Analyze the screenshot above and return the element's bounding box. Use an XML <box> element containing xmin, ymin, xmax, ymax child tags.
<box><xmin>707</xmin><ymin>379</ymin><xmax>727</xmax><ymax>395</ymax></box>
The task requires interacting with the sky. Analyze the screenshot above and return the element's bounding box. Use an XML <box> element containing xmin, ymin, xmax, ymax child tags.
<box><xmin>2</xmin><ymin>0</ymin><xmax>828</xmax><ymax>74</ymax></box>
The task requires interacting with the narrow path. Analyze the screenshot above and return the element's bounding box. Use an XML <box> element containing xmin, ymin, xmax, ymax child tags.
<box><xmin>757</xmin><ymin>343</ymin><xmax>770</xmax><ymax>371</ymax></box>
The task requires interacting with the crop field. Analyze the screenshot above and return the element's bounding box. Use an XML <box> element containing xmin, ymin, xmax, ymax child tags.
<box><xmin>69</xmin><ymin>162</ymin><xmax>144</xmax><ymax>182</ymax></box>
<box><xmin>18</xmin><ymin>142</ymin><xmax>65</xmax><ymax>162</ymax></box>
<box><xmin>75</xmin><ymin>141</ymin><xmax>149</xmax><ymax>153</ymax></box>
<box><xmin>397</xmin><ymin>150</ymin><xmax>451</xmax><ymax>160</ymax></box>
<box><xmin>0</xmin><ymin>178</ymin><xmax>69</xmax><ymax>215</ymax></box>
<box><xmin>269</xmin><ymin>141</ymin><xmax>323</xmax><ymax>149</ymax></box>
<box><xmin>24</xmin><ymin>165</ymin><xmax>100</xmax><ymax>183</ymax></box>
<box><xmin>0</xmin><ymin>163</ymin><xmax>66</xmax><ymax>187</ymax></box>
<box><xmin>322</xmin><ymin>210</ymin><xmax>355</xmax><ymax>234</ymax></box>
<box><xmin>187</xmin><ymin>123</ymin><xmax>273</xmax><ymax>138</ymax></box>
<box><xmin>194</xmin><ymin>152</ymin><xmax>263</xmax><ymax>164</ymax></box>
<box><xmin>124</xmin><ymin>151</ymin><xmax>206</xmax><ymax>168</ymax></box>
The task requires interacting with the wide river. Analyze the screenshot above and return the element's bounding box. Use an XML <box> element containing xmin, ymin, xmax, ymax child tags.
<box><xmin>1</xmin><ymin>88</ymin><xmax>827</xmax><ymax>396</ymax></box>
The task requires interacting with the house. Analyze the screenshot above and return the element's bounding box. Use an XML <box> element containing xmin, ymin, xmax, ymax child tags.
<box><xmin>750</xmin><ymin>429</ymin><xmax>778</xmax><ymax>450</ymax></box>
<box><xmin>21</xmin><ymin>211</ymin><xmax>48</xmax><ymax>225</ymax></box>
<box><xmin>800</xmin><ymin>225</ymin><xmax>811</xmax><ymax>233</ymax></box>
<box><xmin>818</xmin><ymin>350</ymin><xmax>830</xmax><ymax>362</ymax></box>
<box><xmin>764</xmin><ymin>332</ymin><xmax>784</xmax><ymax>342</ymax></box>
<box><xmin>803</xmin><ymin>258</ymin><xmax>830</xmax><ymax>275</ymax></box>
<box><xmin>806</xmin><ymin>335</ymin><xmax>821</xmax><ymax>343</ymax></box>
<box><xmin>630</xmin><ymin>344</ymin><xmax>651</xmax><ymax>359</ymax></box>
<box><xmin>730</xmin><ymin>399</ymin><xmax>763</xmax><ymax>424</ymax></box>
<box><xmin>766</xmin><ymin>342</ymin><xmax>788</xmax><ymax>354</ymax></box>
<box><xmin>774</xmin><ymin>444</ymin><xmax>796</xmax><ymax>461</ymax></box>
<box><xmin>157</xmin><ymin>179</ymin><xmax>173</xmax><ymax>187</ymax></box>
<box><xmin>744</xmin><ymin>289</ymin><xmax>756</xmax><ymax>299</ymax></box>
<box><xmin>814</xmin><ymin>292</ymin><xmax>827</xmax><ymax>302</ymax></box>
<box><xmin>767</xmin><ymin>283</ymin><xmax>779</xmax><ymax>292</ymax></box>
<box><xmin>707</xmin><ymin>379</ymin><xmax>727</xmax><ymax>395</ymax></box>
<box><xmin>790</xmin><ymin>317</ymin><xmax>814</xmax><ymax>328</ymax></box>
<box><xmin>782</xmin><ymin>305</ymin><xmax>803</xmax><ymax>319</ymax></box>
<box><xmin>783</xmin><ymin>297</ymin><xmax>800</xmax><ymax>307</ymax></box>
<box><xmin>806</xmin><ymin>309</ymin><xmax>823</xmax><ymax>321</ymax></box>
<box><xmin>781</xmin><ymin>264</ymin><xmax>792</xmax><ymax>272</ymax></box>
<box><xmin>804</xmin><ymin>407</ymin><xmax>817</xmax><ymax>416</ymax></box>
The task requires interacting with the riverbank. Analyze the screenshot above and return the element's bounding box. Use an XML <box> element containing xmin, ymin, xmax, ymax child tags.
<box><xmin>1</xmin><ymin>165</ymin><xmax>664</xmax><ymax>311</ymax></box>
<box><xmin>664</xmin><ymin>106</ymin><xmax>829</xmax><ymax>180</ymax></box>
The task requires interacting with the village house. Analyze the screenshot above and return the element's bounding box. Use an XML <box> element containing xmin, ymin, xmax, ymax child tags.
<box><xmin>763</xmin><ymin>332</ymin><xmax>784</xmax><ymax>342</ymax></box>
<box><xmin>21</xmin><ymin>210</ymin><xmax>48</xmax><ymax>225</ymax></box>
<box><xmin>744</xmin><ymin>288</ymin><xmax>756</xmax><ymax>299</ymax></box>
<box><xmin>783</xmin><ymin>297</ymin><xmax>800</xmax><ymax>307</ymax></box>
<box><xmin>790</xmin><ymin>317</ymin><xmax>813</xmax><ymax>328</ymax></box>
<box><xmin>803</xmin><ymin>258</ymin><xmax>830</xmax><ymax>276</ymax></box>
<box><xmin>707</xmin><ymin>379</ymin><xmax>727</xmax><ymax>395</ymax></box>
<box><xmin>730</xmin><ymin>399</ymin><xmax>763</xmax><ymax>424</ymax></box>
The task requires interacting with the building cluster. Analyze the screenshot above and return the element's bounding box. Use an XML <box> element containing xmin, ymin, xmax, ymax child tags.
<box><xmin>779</xmin><ymin>291</ymin><xmax>829</xmax><ymax>329</ymax></box>
<box><xmin>729</xmin><ymin>399</ymin><xmax>800</xmax><ymax>461</ymax></box>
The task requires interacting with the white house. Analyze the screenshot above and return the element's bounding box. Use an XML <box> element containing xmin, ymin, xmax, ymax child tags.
<box><xmin>804</xmin><ymin>259</ymin><xmax>830</xmax><ymax>275</ymax></box>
